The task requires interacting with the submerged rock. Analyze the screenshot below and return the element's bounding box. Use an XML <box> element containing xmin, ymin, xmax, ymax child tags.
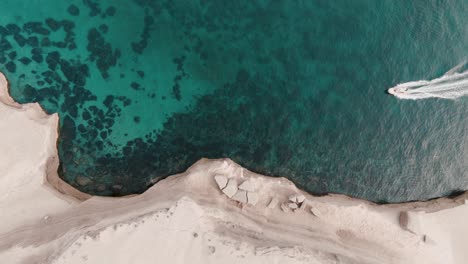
<box><xmin>8</xmin><ymin>51</ymin><xmax>16</xmax><ymax>60</ymax></box>
<box><xmin>13</xmin><ymin>34</ymin><xmax>26</xmax><ymax>46</ymax></box>
<box><xmin>67</xmin><ymin>4</ymin><xmax>80</xmax><ymax>16</ymax></box>
<box><xmin>45</xmin><ymin>18</ymin><xmax>61</xmax><ymax>31</ymax></box>
<box><xmin>106</xmin><ymin>6</ymin><xmax>116</xmax><ymax>16</ymax></box>
<box><xmin>76</xmin><ymin>176</ymin><xmax>92</xmax><ymax>186</ymax></box>
<box><xmin>5</xmin><ymin>61</ymin><xmax>16</xmax><ymax>73</ymax></box>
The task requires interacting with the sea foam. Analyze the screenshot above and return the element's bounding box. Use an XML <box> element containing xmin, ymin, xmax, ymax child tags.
<box><xmin>389</xmin><ymin>61</ymin><xmax>468</xmax><ymax>100</ymax></box>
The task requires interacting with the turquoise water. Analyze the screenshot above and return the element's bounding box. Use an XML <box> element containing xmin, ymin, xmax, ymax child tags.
<box><xmin>0</xmin><ymin>0</ymin><xmax>467</xmax><ymax>202</ymax></box>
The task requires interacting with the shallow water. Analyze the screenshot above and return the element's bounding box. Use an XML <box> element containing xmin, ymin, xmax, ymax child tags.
<box><xmin>0</xmin><ymin>0</ymin><xmax>467</xmax><ymax>202</ymax></box>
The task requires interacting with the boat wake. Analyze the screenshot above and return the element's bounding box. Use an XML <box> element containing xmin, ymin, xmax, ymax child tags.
<box><xmin>388</xmin><ymin>61</ymin><xmax>468</xmax><ymax>100</ymax></box>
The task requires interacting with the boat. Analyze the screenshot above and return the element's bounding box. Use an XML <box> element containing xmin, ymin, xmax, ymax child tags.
<box><xmin>387</xmin><ymin>87</ymin><xmax>408</xmax><ymax>95</ymax></box>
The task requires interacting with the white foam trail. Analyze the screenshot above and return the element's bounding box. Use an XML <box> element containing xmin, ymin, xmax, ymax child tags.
<box><xmin>389</xmin><ymin>62</ymin><xmax>468</xmax><ymax>100</ymax></box>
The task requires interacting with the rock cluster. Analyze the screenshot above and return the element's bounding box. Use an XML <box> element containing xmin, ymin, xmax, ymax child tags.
<box><xmin>279</xmin><ymin>193</ymin><xmax>307</xmax><ymax>212</ymax></box>
<box><xmin>214</xmin><ymin>175</ymin><xmax>258</xmax><ymax>206</ymax></box>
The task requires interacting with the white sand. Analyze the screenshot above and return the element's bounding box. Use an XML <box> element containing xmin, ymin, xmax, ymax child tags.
<box><xmin>0</xmin><ymin>71</ymin><xmax>467</xmax><ymax>264</ymax></box>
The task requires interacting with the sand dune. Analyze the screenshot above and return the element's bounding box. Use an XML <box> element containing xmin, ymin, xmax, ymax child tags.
<box><xmin>0</xmin><ymin>72</ymin><xmax>467</xmax><ymax>264</ymax></box>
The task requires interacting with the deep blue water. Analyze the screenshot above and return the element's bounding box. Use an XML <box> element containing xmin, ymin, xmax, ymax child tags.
<box><xmin>0</xmin><ymin>0</ymin><xmax>467</xmax><ymax>202</ymax></box>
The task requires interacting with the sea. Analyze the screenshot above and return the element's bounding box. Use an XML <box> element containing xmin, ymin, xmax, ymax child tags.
<box><xmin>0</xmin><ymin>0</ymin><xmax>467</xmax><ymax>202</ymax></box>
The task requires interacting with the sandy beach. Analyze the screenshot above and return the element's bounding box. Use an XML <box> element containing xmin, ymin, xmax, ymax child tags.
<box><xmin>1</xmin><ymin>71</ymin><xmax>467</xmax><ymax>264</ymax></box>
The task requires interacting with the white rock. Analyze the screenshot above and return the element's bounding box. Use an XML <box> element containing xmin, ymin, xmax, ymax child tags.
<box><xmin>247</xmin><ymin>192</ymin><xmax>258</xmax><ymax>206</ymax></box>
<box><xmin>296</xmin><ymin>194</ymin><xmax>306</xmax><ymax>203</ymax></box>
<box><xmin>214</xmin><ymin>175</ymin><xmax>228</xmax><ymax>190</ymax></box>
<box><xmin>299</xmin><ymin>200</ymin><xmax>307</xmax><ymax>209</ymax></box>
<box><xmin>288</xmin><ymin>194</ymin><xmax>298</xmax><ymax>203</ymax></box>
<box><xmin>232</xmin><ymin>190</ymin><xmax>248</xmax><ymax>203</ymax></box>
<box><xmin>288</xmin><ymin>202</ymin><xmax>298</xmax><ymax>210</ymax></box>
<box><xmin>280</xmin><ymin>203</ymin><xmax>290</xmax><ymax>212</ymax></box>
<box><xmin>222</xmin><ymin>179</ymin><xmax>238</xmax><ymax>198</ymax></box>
<box><xmin>267</xmin><ymin>197</ymin><xmax>279</xmax><ymax>209</ymax></box>
<box><xmin>238</xmin><ymin>180</ymin><xmax>255</xmax><ymax>192</ymax></box>
<box><xmin>310</xmin><ymin>207</ymin><xmax>321</xmax><ymax>217</ymax></box>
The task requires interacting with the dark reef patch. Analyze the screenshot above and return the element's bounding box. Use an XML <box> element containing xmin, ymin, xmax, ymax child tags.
<box><xmin>67</xmin><ymin>4</ymin><xmax>80</xmax><ymax>16</ymax></box>
<box><xmin>87</xmin><ymin>28</ymin><xmax>120</xmax><ymax>78</ymax></box>
<box><xmin>83</xmin><ymin>0</ymin><xmax>102</xmax><ymax>17</ymax></box>
<box><xmin>131</xmin><ymin>14</ymin><xmax>154</xmax><ymax>54</ymax></box>
<box><xmin>5</xmin><ymin>61</ymin><xmax>16</xmax><ymax>73</ymax></box>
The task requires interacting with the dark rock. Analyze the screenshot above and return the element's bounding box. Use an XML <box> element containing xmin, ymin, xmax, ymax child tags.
<box><xmin>236</xmin><ymin>69</ymin><xmax>250</xmax><ymax>83</ymax></box>
<box><xmin>69</xmin><ymin>105</ymin><xmax>78</xmax><ymax>118</ymax></box>
<box><xmin>104</xmin><ymin>95</ymin><xmax>114</xmax><ymax>108</ymax></box>
<box><xmin>26</xmin><ymin>37</ymin><xmax>39</xmax><ymax>47</ymax></box>
<box><xmin>67</xmin><ymin>4</ymin><xmax>80</xmax><ymax>16</ymax></box>
<box><xmin>6</xmin><ymin>24</ymin><xmax>20</xmax><ymax>35</ymax></box>
<box><xmin>19</xmin><ymin>57</ymin><xmax>31</xmax><ymax>65</ymax></box>
<box><xmin>32</xmin><ymin>54</ymin><xmax>43</xmax><ymax>63</ymax></box>
<box><xmin>130</xmin><ymin>82</ymin><xmax>140</xmax><ymax>90</ymax></box>
<box><xmin>87</xmin><ymin>28</ymin><xmax>120</xmax><ymax>77</ymax></box>
<box><xmin>41</xmin><ymin>37</ymin><xmax>51</xmax><ymax>47</ymax></box>
<box><xmin>96</xmin><ymin>140</ymin><xmax>103</xmax><ymax>151</ymax></box>
<box><xmin>5</xmin><ymin>61</ymin><xmax>16</xmax><ymax>73</ymax></box>
<box><xmin>0</xmin><ymin>26</ymin><xmax>8</xmax><ymax>35</ymax></box>
<box><xmin>95</xmin><ymin>121</ymin><xmax>103</xmax><ymax>130</ymax></box>
<box><xmin>45</xmin><ymin>18</ymin><xmax>61</xmax><ymax>31</ymax></box>
<box><xmin>32</xmin><ymin>48</ymin><xmax>42</xmax><ymax>55</ymax></box>
<box><xmin>24</xmin><ymin>22</ymin><xmax>50</xmax><ymax>35</ymax></box>
<box><xmin>172</xmin><ymin>83</ymin><xmax>181</xmax><ymax>100</ymax></box>
<box><xmin>0</xmin><ymin>38</ymin><xmax>12</xmax><ymax>50</ymax></box>
<box><xmin>13</xmin><ymin>34</ymin><xmax>26</xmax><ymax>46</ymax></box>
<box><xmin>131</xmin><ymin>15</ymin><xmax>154</xmax><ymax>54</ymax></box>
<box><xmin>59</xmin><ymin>59</ymin><xmax>89</xmax><ymax>86</ymax></box>
<box><xmin>98</xmin><ymin>24</ymin><xmax>108</xmax><ymax>33</ymax></box>
<box><xmin>78</xmin><ymin>124</ymin><xmax>87</xmax><ymax>133</ymax></box>
<box><xmin>61</xmin><ymin>20</ymin><xmax>75</xmax><ymax>32</ymax></box>
<box><xmin>106</xmin><ymin>6</ymin><xmax>116</xmax><ymax>16</ymax></box>
<box><xmin>68</xmin><ymin>43</ymin><xmax>77</xmax><ymax>50</ymax></box>
<box><xmin>123</xmin><ymin>146</ymin><xmax>132</xmax><ymax>155</ymax></box>
<box><xmin>82</xmin><ymin>110</ymin><xmax>91</xmax><ymax>120</ymax></box>
<box><xmin>23</xmin><ymin>85</ymin><xmax>37</xmax><ymax>98</ymax></box>
<box><xmin>96</xmin><ymin>184</ymin><xmax>106</xmax><ymax>192</ymax></box>
<box><xmin>52</xmin><ymin>41</ymin><xmax>67</xmax><ymax>48</ymax></box>
<box><xmin>62</xmin><ymin>115</ymin><xmax>77</xmax><ymax>140</ymax></box>
<box><xmin>144</xmin><ymin>15</ymin><xmax>154</xmax><ymax>26</ymax></box>
<box><xmin>137</xmin><ymin>70</ymin><xmax>144</xmax><ymax>78</ymax></box>
<box><xmin>83</xmin><ymin>0</ymin><xmax>102</xmax><ymax>16</ymax></box>
<box><xmin>133</xmin><ymin>116</ymin><xmax>140</xmax><ymax>123</ymax></box>
<box><xmin>46</xmin><ymin>51</ymin><xmax>60</xmax><ymax>70</ymax></box>
<box><xmin>8</xmin><ymin>51</ymin><xmax>16</xmax><ymax>60</ymax></box>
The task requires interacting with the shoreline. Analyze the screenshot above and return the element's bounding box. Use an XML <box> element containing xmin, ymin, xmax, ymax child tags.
<box><xmin>1</xmin><ymin>71</ymin><xmax>467</xmax><ymax>263</ymax></box>
<box><xmin>1</xmin><ymin>72</ymin><xmax>464</xmax><ymax>205</ymax></box>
